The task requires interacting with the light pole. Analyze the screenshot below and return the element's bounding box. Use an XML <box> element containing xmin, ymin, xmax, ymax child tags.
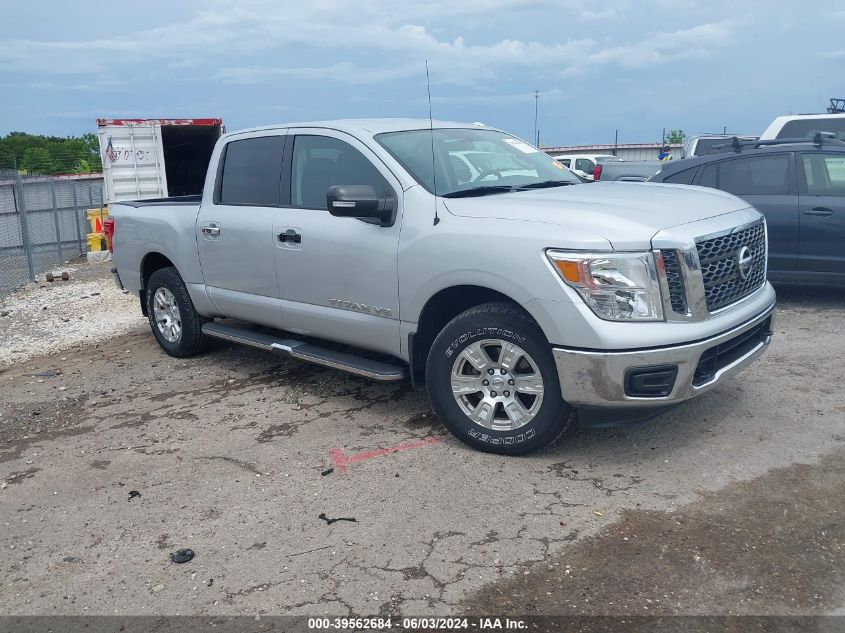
<box><xmin>534</xmin><ymin>90</ymin><xmax>540</xmax><ymax>147</ymax></box>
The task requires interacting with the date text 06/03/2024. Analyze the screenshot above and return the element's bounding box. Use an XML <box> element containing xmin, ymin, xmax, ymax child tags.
<box><xmin>306</xmin><ymin>617</ymin><xmax>528</xmax><ymax>630</ymax></box>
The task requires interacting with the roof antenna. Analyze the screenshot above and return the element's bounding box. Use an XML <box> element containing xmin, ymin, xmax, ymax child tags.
<box><xmin>426</xmin><ymin>60</ymin><xmax>440</xmax><ymax>226</ymax></box>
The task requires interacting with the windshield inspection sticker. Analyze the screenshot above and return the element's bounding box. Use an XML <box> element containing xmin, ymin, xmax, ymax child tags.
<box><xmin>502</xmin><ymin>138</ymin><xmax>539</xmax><ymax>153</ymax></box>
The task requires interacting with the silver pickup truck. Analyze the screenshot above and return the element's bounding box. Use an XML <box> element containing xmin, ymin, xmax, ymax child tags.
<box><xmin>110</xmin><ymin>119</ymin><xmax>775</xmax><ymax>455</ymax></box>
<box><xmin>594</xmin><ymin>159</ymin><xmax>662</xmax><ymax>182</ymax></box>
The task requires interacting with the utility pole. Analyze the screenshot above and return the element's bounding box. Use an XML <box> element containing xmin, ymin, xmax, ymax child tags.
<box><xmin>614</xmin><ymin>129</ymin><xmax>618</xmax><ymax>156</ymax></box>
<box><xmin>534</xmin><ymin>90</ymin><xmax>540</xmax><ymax>147</ymax></box>
<box><xmin>662</xmin><ymin>127</ymin><xmax>666</xmax><ymax>144</ymax></box>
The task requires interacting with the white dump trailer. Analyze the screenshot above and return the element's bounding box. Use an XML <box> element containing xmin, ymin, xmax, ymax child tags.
<box><xmin>96</xmin><ymin>118</ymin><xmax>223</xmax><ymax>204</ymax></box>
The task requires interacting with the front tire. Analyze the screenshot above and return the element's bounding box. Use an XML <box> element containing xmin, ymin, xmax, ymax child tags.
<box><xmin>426</xmin><ymin>302</ymin><xmax>571</xmax><ymax>455</ymax></box>
<box><xmin>146</xmin><ymin>267</ymin><xmax>209</xmax><ymax>358</ymax></box>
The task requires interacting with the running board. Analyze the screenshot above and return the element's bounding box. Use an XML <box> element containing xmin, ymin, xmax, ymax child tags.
<box><xmin>201</xmin><ymin>322</ymin><xmax>408</xmax><ymax>382</ymax></box>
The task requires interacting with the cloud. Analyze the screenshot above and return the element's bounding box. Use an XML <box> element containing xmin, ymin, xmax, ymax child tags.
<box><xmin>214</xmin><ymin>62</ymin><xmax>420</xmax><ymax>85</ymax></box>
<box><xmin>432</xmin><ymin>88</ymin><xmax>568</xmax><ymax>106</ymax></box>
<box><xmin>818</xmin><ymin>50</ymin><xmax>845</xmax><ymax>60</ymax></box>
<box><xmin>0</xmin><ymin>1</ymin><xmax>733</xmax><ymax>88</ymax></box>
<box><xmin>578</xmin><ymin>9</ymin><xmax>618</xmax><ymax>21</ymax></box>
<box><xmin>573</xmin><ymin>19</ymin><xmax>734</xmax><ymax>71</ymax></box>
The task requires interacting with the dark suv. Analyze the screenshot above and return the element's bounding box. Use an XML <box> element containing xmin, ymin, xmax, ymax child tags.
<box><xmin>650</xmin><ymin>138</ymin><xmax>845</xmax><ymax>283</ymax></box>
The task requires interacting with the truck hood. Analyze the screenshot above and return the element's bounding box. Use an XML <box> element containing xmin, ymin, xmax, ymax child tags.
<box><xmin>443</xmin><ymin>181</ymin><xmax>750</xmax><ymax>250</ymax></box>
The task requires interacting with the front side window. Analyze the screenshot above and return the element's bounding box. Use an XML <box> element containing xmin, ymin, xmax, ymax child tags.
<box><xmin>218</xmin><ymin>136</ymin><xmax>284</xmax><ymax>206</ymax></box>
<box><xmin>802</xmin><ymin>153</ymin><xmax>845</xmax><ymax>196</ymax></box>
<box><xmin>376</xmin><ymin>128</ymin><xmax>579</xmax><ymax>197</ymax></box>
<box><xmin>715</xmin><ymin>155</ymin><xmax>789</xmax><ymax>195</ymax></box>
<box><xmin>291</xmin><ymin>135</ymin><xmax>390</xmax><ymax>209</ymax></box>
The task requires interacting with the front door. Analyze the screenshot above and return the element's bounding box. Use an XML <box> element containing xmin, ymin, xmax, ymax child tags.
<box><xmin>273</xmin><ymin>130</ymin><xmax>403</xmax><ymax>357</ymax></box>
<box><xmin>797</xmin><ymin>152</ymin><xmax>845</xmax><ymax>274</ymax></box>
<box><xmin>196</xmin><ymin>132</ymin><xmax>286</xmax><ymax>327</ymax></box>
<box><xmin>574</xmin><ymin>157</ymin><xmax>595</xmax><ymax>180</ymax></box>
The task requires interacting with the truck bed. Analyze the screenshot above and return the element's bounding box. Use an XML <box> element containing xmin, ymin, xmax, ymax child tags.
<box><xmin>116</xmin><ymin>195</ymin><xmax>202</xmax><ymax>208</ymax></box>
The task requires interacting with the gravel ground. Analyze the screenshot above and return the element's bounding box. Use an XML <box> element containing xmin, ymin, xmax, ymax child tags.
<box><xmin>0</xmin><ymin>258</ymin><xmax>145</xmax><ymax>366</ymax></box>
<box><xmin>0</xmin><ymin>282</ymin><xmax>843</xmax><ymax>618</ymax></box>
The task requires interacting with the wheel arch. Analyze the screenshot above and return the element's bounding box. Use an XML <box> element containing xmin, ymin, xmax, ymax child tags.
<box><xmin>139</xmin><ymin>252</ymin><xmax>177</xmax><ymax>316</ymax></box>
<box><xmin>409</xmin><ymin>285</ymin><xmax>534</xmax><ymax>389</ymax></box>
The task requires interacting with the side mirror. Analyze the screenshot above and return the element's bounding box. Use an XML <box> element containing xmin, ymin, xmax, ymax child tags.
<box><xmin>327</xmin><ymin>185</ymin><xmax>394</xmax><ymax>224</ymax></box>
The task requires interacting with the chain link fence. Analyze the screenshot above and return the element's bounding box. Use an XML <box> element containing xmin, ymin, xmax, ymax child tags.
<box><xmin>0</xmin><ymin>169</ymin><xmax>105</xmax><ymax>298</ymax></box>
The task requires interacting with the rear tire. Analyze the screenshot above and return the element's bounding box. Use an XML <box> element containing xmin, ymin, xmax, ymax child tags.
<box><xmin>145</xmin><ymin>267</ymin><xmax>209</xmax><ymax>358</ymax></box>
<box><xmin>426</xmin><ymin>302</ymin><xmax>571</xmax><ymax>455</ymax></box>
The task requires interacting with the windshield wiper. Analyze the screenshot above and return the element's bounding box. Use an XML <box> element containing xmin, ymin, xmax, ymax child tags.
<box><xmin>514</xmin><ymin>180</ymin><xmax>577</xmax><ymax>190</ymax></box>
<box><xmin>442</xmin><ymin>185</ymin><xmax>515</xmax><ymax>198</ymax></box>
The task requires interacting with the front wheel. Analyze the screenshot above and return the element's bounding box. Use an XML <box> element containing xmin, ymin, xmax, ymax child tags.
<box><xmin>145</xmin><ymin>267</ymin><xmax>209</xmax><ymax>358</ymax></box>
<box><xmin>425</xmin><ymin>302</ymin><xmax>571</xmax><ymax>455</ymax></box>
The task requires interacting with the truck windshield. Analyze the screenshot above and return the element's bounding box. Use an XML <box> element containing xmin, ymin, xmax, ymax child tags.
<box><xmin>376</xmin><ymin>128</ymin><xmax>580</xmax><ymax>197</ymax></box>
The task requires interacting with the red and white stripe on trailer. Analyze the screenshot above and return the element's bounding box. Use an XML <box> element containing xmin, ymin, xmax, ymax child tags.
<box><xmin>95</xmin><ymin>118</ymin><xmax>223</xmax><ymax>127</ymax></box>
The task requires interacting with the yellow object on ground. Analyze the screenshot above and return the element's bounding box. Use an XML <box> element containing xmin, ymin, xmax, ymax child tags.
<box><xmin>87</xmin><ymin>232</ymin><xmax>105</xmax><ymax>252</ymax></box>
<box><xmin>86</xmin><ymin>207</ymin><xmax>109</xmax><ymax>234</ymax></box>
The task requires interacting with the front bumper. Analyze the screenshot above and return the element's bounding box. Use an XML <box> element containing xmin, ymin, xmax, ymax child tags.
<box><xmin>552</xmin><ymin>301</ymin><xmax>775</xmax><ymax>408</ymax></box>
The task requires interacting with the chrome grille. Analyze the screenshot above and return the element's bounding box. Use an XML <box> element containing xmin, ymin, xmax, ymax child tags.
<box><xmin>696</xmin><ymin>221</ymin><xmax>766</xmax><ymax>312</ymax></box>
<box><xmin>661</xmin><ymin>250</ymin><xmax>687</xmax><ymax>314</ymax></box>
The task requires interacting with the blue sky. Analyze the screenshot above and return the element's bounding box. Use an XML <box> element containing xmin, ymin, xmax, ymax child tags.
<box><xmin>1</xmin><ymin>0</ymin><xmax>843</xmax><ymax>146</ymax></box>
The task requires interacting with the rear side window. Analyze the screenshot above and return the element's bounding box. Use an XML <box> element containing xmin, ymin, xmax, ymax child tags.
<box><xmin>693</xmin><ymin>139</ymin><xmax>731</xmax><ymax>156</ymax></box>
<box><xmin>575</xmin><ymin>158</ymin><xmax>594</xmax><ymax>173</ymax></box>
<box><xmin>802</xmin><ymin>153</ymin><xmax>845</xmax><ymax>196</ymax></box>
<box><xmin>778</xmin><ymin>119</ymin><xmax>845</xmax><ymax>140</ymax></box>
<box><xmin>662</xmin><ymin>168</ymin><xmax>696</xmax><ymax>184</ymax></box>
<box><xmin>718</xmin><ymin>155</ymin><xmax>789</xmax><ymax>195</ymax></box>
<box><xmin>697</xmin><ymin>164</ymin><xmax>717</xmax><ymax>188</ymax></box>
<box><xmin>218</xmin><ymin>136</ymin><xmax>285</xmax><ymax>206</ymax></box>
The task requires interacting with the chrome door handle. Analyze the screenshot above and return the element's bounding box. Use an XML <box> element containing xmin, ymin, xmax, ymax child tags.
<box><xmin>277</xmin><ymin>229</ymin><xmax>301</xmax><ymax>243</ymax></box>
<box><xmin>803</xmin><ymin>207</ymin><xmax>833</xmax><ymax>217</ymax></box>
<box><xmin>202</xmin><ymin>226</ymin><xmax>221</xmax><ymax>236</ymax></box>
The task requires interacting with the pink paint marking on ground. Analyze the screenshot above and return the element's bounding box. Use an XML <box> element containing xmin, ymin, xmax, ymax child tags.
<box><xmin>329</xmin><ymin>436</ymin><xmax>442</xmax><ymax>473</ymax></box>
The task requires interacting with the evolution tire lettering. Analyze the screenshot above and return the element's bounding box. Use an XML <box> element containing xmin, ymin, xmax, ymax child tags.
<box><xmin>445</xmin><ymin>328</ymin><xmax>527</xmax><ymax>358</ymax></box>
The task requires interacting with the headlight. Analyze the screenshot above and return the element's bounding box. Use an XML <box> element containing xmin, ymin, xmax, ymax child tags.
<box><xmin>546</xmin><ymin>250</ymin><xmax>664</xmax><ymax>321</ymax></box>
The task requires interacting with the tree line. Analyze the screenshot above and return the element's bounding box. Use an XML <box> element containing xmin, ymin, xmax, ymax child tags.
<box><xmin>0</xmin><ymin>132</ymin><xmax>103</xmax><ymax>175</ymax></box>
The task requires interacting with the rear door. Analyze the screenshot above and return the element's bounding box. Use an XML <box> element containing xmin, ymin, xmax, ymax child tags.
<box><xmin>273</xmin><ymin>129</ymin><xmax>403</xmax><ymax>357</ymax></box>
<box><xmin>796</xmin><ymin>151</ymin><xmax>845</xmax><ymax>273</ymax></box>
<box><xmin>196</xmin><ymin>132</ymin><xmax>286</xmax><ymax>327</ymax></box>
<box><xmin>695</xmin><ymin>153</ymin><xmax>798</xmax><ymax>272</ymax></box>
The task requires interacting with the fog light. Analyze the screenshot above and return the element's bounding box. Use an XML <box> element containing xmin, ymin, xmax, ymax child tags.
<box><xmin>624</xmin><ymin>365</ymin><xmax>678</xmax><ymax>397</ymax></box>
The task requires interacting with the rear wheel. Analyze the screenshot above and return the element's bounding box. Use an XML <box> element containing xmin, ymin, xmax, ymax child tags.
<box><xmin>145</xmin><ymin>267</ymin><xmax>209</xmax><ymax>358</ymax></box>
<box><xmin>426</xmin><ymin>302</ymin><xmax>571</xmax><ymax>455</ymax></box>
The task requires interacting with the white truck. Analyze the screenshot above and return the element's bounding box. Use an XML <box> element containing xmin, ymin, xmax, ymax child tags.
<box><xmin>759</xmin><ymin>113</ymin><xmax>845</xmax><ymax>141</ymax></box>
<box><xmin>96</xmin><ymin>118</ymin><xmax>224</xmax><ymax>204</ymax></box>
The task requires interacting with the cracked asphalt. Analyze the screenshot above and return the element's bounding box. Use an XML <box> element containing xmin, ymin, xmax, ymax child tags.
<box><xmin>0</xmin><ymin>276</ymin><xmax>843</xmax><ymax>617</ymax></box>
